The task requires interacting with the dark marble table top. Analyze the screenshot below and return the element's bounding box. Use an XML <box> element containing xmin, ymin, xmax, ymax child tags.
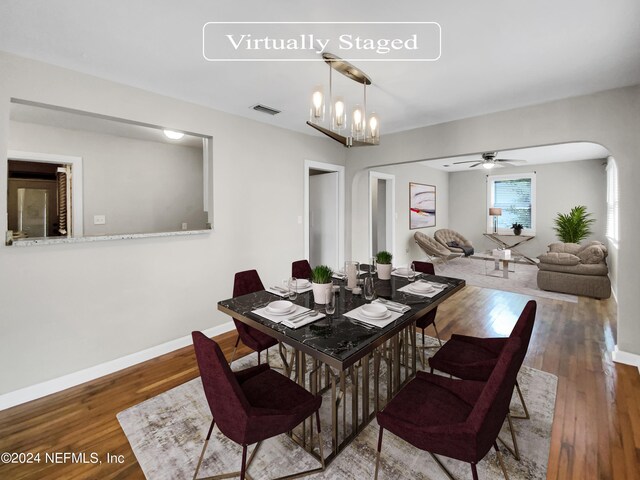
<box><xmin>218</xmin><ymin>273</ymin><xmax>465</xmax><ymax>370</ymax></box>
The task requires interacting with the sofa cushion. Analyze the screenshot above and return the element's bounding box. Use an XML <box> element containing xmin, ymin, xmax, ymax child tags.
<box><xmin>576</xmin><ymin>245</ymin><xmax>606</xmax><ymax>264</ymax></box>
<box><xmin>537</xmin><ymin>252</ymin><xmax>581</xmax><ymax>266</ymax></box>
<box><xmin>537</xmin><ymin>262</ymin><xmax>609</xmax><ymax>276</ymax></box>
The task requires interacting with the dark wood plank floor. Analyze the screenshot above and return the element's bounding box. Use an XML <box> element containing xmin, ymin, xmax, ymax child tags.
<box><xmin>1</xmin><ymin>286</ymin><xmax>638</xmax><ymax>479</ymax></box>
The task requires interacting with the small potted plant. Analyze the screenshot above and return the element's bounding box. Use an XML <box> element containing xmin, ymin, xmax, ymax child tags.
<box><xmin>375</xmin><ymin>250</ymin><xmax>393</xmax><ymax>280</ymax></box>
<box><xmin>511</xmin><ymin>223</ymin><xmax>524</xmax><ymax>236</ymax></box>
<box><xmin>311</xmin><ymin>265</ymin><xmax>333</xmax><ymax>304</ymax></box>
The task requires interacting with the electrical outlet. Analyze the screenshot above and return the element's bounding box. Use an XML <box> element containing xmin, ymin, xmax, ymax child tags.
<box><xmin>182</xmin><ymin>222</ymin><xmax>188</xmax><ymax>230</ymax></box>
<box><xmin>93</xmin><ymin>215</ymin><xmax>106</xmax><ymax>225</ymax></box>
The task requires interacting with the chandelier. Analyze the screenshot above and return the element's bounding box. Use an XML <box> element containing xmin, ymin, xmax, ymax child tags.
<box><xmin>306</xmin><ymin>53</ymin><xmax>380</xmax><ymax>147</ymax></box>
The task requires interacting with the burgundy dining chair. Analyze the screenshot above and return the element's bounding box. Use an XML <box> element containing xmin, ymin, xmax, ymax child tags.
<box><xmin>428</xmin><ymin>300</ymin><xmax>537</xmax><ymax>461</ymax></box>
<box><xmin>191</xmin><ymin>332</ymin><xmax>325</xmax><ymax>480</ymax></box>
<box><xmin>291</xmin><ymin>259</ymin><xmax>313</xmax><ymax>280</ymax></box>
<box><xmin>412</xmin><ymin>261</ymin><xmax>442</xmax><ymax>367</ymax></box>
<box><xmin>375</xmin><ymin>337</ymin><xmax>523</xmax><ymax>480</ymax></box>
<box><xmin>229</xmin><ymin>269</ymin><xmax>278</xmax><ymax>365</ymax></box>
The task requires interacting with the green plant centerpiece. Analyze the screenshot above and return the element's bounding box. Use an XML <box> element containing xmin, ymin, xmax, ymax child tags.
<box><xmin>553</xmin><ymin>205</ymin><xmax>595</xmax><ymax>243</ymax></box>
<box><xmin>375</xmin><ymin>250</ymin><xmax>393</xmax><ymax>280</ymax></box>
<box><xmin>311</xmin><ymin>265</ymin><xmax>333</xmax><ymax>304</ymax></box>
<box><xmin>511</xmin><ymin>223</ymin><xmax>524</xmax><ymax>236</ymax></box>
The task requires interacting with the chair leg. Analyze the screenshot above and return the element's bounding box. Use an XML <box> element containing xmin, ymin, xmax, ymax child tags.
<box><xmin>229</xmin><ymin>336</ymin><xmax>240</xmax><ymax>366</ymax></box>
<box><xmin>471</xmin><ymin>463</ymin><xmax>479</xmax><ymax>480</ymax></box>
<box><xmin>374</xmin><ymin>428</ymin><xmax>383</xmax><ymax>480</ymax></box>
<box><xmin>511</xmin><ymin>380</ymin><xmax>530</xmax><ymax>419</ymax></box>
<box><xmin>494</xmin><ymin>442</ymin><xmax>510</xmax><ymax>480</ymax></box>
<box><xmin>239</xmin><ymin>445</ymin><xmax>248</xmax><ymax>480</ymax></box>
<box><xmin>497</xmin><ymin>413</ymin><xmax>520</xmax><ymax>461</ymax></box>
<box><xmin>432</xmin><ymin>321</ymin><xmax>443</xmax><ymax>347</ymax></box>
<box><xmin>193</xmin><ymin>420</ymin><xmax>215</xmax><ymax>480</ymax></box>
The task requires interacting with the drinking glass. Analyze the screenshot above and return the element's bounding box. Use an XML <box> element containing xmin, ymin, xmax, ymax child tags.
<box><xmin>325</xmin><ymin>290</ymin><xmax>336</xmax><ymax>315</ymax></box>
<box><xmin>363</xmin><ymin>276</ymin><xmax>375</xmax><ymax>301</ymax></box>
<box><xmin>287</xmin><ymin>277</ymin><xmax>298</xmax><ymax>300</ymax></box>
<box><xmin>408</xmin><ymin>263</ymin><xmax>416</xmax><ymax>282</ymax></box>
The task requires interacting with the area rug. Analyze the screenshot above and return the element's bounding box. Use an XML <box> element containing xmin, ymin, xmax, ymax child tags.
<box><xmin>118</xmin><ymin>338</ymin><xmax>557</xmax><ymax>479</ymax></box>
<box><xmin>440</xmin><ymin>257</ymin><xmax>578</xmax><ymax>303</ymax></box>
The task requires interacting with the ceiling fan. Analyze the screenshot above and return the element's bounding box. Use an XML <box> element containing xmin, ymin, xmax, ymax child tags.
<box><xmin>452</xmin><ymin>152</ymin><xmax>527</xmax><ymax>169</ymax></box>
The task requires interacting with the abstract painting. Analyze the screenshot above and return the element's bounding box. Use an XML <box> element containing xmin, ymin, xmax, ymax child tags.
<box><xmin>409</xmin><ymin>182</ymin><xmax>436</xmax><ymax>229</ymax></box>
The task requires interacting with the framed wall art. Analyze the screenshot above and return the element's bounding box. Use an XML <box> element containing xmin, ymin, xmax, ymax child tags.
<box><xmin>409</xmin><ymin>182</ymin><xmax>436</xmax><ymax>229</ymax></box>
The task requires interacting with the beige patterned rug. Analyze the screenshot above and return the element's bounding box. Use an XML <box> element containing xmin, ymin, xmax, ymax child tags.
<box><xmin>118</xmin><ymin>337</ymin><xmax>557</xmax><ymax>479</ymax></box>
<box><xmin>440</xmin><ymin>257</ymin><xmax>578</xmax><ymax>303</ymax></box>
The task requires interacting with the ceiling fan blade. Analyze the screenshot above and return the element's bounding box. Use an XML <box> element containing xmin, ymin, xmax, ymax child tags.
<box><xmin>498</xmin><ymin>162</ymin><xmax>517</xmax><ymax>167</ymax></box>
<box><xmin>468</xmin><ymin>163</ymin><xmax>482</xmax><ymax>168</ymax></box>
<box><xmin>496</xmin><ymin>158</ymin><xmax>526</xmax><ymax>163</ymax></box>
<box><xmin>452</xmin><ymin>160</ymin><xmax>482</xmax><ymax>164</ymax></box>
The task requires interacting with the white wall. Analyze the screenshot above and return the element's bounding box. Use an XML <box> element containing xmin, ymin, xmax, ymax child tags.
<box><xmin>9</xmin><ymin>120</ymin><xmax>206</xmax><ymax>235</ymax></box>
<box><xmin>448</xmin><ymin>159</ymin><xmax>607</xmax><ymax>259</ymax></box>
<box><xmin>345</xmin><ymin>84</ymin><xmax>640</xmax><ymax>361</ymax></box>
<box><xmin>351</xmin><ymin>162</ymin><xmax>449</xmax><ymax>267</ymax></box>
<box><xmin>0</xmin><ymin>52</ymin><xmax>345</xmax><ymax>395</ymax></box>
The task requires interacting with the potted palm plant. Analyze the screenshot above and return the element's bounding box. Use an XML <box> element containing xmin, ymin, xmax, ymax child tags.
<box><xmin>511</xmin><ymin>223</ymin><xmax>524</xmax><ymax>236</ymax></box>
<box><xmin>311</xmin><ymin>265</ymin><xmax>333</xmax><ymax>304</ymax></box>
<box><xmin>553</xmin><ymin>205</ymin><xmax>595</xmax><ymax>243</ymax></box>
<box><xmin>375</xmin><ymin>250</ymin><xmax>393</xmax><ymax>280</ymax></box>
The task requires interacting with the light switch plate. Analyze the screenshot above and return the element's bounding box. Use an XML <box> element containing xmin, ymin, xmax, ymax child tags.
<box><xmin>94</xmin><ymin>215</ymin><xmax>106</xmax><ymax>225</ymax></box>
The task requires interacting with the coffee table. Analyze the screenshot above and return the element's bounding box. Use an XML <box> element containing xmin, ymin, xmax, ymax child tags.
<box><xmin>475</xmin><ymin>252</ymin><xmax>521</xmax><ymax>278</ymax></box>
<box><xmin>483</xmin><ymin>233</ymin><xmax>537</xmax><ymax>264</ymax></box>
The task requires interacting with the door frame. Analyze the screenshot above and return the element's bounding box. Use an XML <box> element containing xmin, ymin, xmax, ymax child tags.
<box><xmin>368</xmin><ymin>171</ymin><xmax>396</xmax><ymax>260</ymax></box>
<box><xmin>8</xmin><ymin>150</ymin><xmax>84</xmax><ymax>236</ymax></box>
<box><xmin>304</xmin><ymin>160</ymin><xmax>345</xmax><ymax>269</ymax></box>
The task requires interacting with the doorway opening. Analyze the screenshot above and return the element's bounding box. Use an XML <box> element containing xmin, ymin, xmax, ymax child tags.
<box><xmin>304</xmin><ymin>160</ymin><xmax>344</xmax><ymax>271</ymax></box>
<box><xmin>369</xmin><ymin>171</ymin><xmax>395</xmax><ymax>259</ymax></box>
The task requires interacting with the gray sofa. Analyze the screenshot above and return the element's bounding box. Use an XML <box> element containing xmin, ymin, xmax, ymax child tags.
<box><xmin>536</xmin><ymin>241</ymin><xmax>611</xmax><ymax>299</ymax></box>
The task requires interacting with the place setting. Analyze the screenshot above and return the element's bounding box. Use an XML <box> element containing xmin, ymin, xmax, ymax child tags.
<box><xmin>344</xmin><ymin>300</ymin><xmax>406</xmax><ymax>329</ymax></box>
<box><xmin>265</xmin><ymin>277</ymin><xmax>313</xmax><ymax>297</ymax></box>
<box><xmin>398</xmin><ymin>278</ymin><xmax>448</xmax><ymax>298</ymax></box>
<box><xmin>252</xmin><ymin>299</ymin><xmax>325</xmax><ymax>328</ymax></box>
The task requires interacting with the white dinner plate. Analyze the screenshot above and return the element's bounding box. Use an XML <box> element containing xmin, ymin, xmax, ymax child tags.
<box><xmin>394</xmin><ymin>268</ymin><xmax>411</xmax><ymax>276</ymax></box>
<box><xmin>296</xmin><ymin>280</ymin><xmax>311</xmax><ymax>289</ymax></box>
<box><xmin>266</xmin><ymin>305</ymin><xmax>297</xmax><ymax>316</ymax></box>
<box><xmin>358</xmin><ymin>308</ymin><xmax>392</xmax><ymax>321</ymax></box>
<box><xmin>409</xmin><ymin>283</ymin><xmax>435</xmax><ymax>294</ymax></box>
<box><xmin>266</xmin><ymin>300</ymin><xmax>294</xmax><ymax>314</ymax></box>
<box><xmin>360</xmin><ymin>303</ymin><xmax>388</xmax><ymax>318</ymax></box>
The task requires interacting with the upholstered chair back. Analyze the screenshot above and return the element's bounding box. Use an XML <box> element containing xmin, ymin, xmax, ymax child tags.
<box><xmin>292</xmin><ymin>260</ymin><xmax>313</xmax><ymax>280</ymax></box>
<box><xmin>192</xmin><ymin>332</ymin><xmax>251</xmax><ymax>443</ymax></box>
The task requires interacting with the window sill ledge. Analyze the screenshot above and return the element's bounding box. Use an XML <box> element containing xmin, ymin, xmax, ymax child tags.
<box><xmin>7</xmin><ymin>229</ymin><xmax>212</xmax><ymax>247</ymax></box>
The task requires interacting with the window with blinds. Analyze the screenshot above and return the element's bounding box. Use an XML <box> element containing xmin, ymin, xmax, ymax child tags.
<box><xmin>606</xmin><ymin>157</ymin><xmax>619</xmax><ymax>244</ymax></box>
<box><xmin>487</xmin><ymin>173</ymin><xmax>536</xmax><ymax>234</ymax></box>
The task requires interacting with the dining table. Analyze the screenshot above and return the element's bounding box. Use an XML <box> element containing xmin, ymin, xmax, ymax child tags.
<box><xmin>217</xmin><ymin>270</ymin><xmax>466</xmax><ymax>464</ymax></box>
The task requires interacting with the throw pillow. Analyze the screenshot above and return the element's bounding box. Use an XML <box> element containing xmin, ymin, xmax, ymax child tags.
<box><xmin>538</xmin><ymin>252</ymin><xmax>581</xmax><ymax>266</ymax></box>
<box><xmin>577</xmin><ymin>245</ymin><xmax>605</xmax><ymax>264</ymax></box>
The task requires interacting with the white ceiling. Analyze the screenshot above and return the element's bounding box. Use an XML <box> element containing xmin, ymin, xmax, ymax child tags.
<box><xmin>1</xmin><ymin>0</ymin><xmax>639</xmax><ymax>138</ymax></box>
<box><xmin>418</xmin><ymin>142</ymin><xmax>610</xmax><ymax>172</ymax></box>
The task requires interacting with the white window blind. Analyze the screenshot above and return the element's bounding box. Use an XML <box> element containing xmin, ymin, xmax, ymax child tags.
<box><xmin>487</xmin><ymin>173</ymin><xmax>536</xmax><ymax>234</ymax></box>
<box><xmin>606</xmin><ymin>157</ymin><xmax>619</xmax><ymax>243</ymax></box>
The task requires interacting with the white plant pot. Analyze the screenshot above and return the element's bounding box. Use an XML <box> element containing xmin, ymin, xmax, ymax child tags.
<box><xmin>377</xmin><ymin>263</ymin><xmax>392</xmax><ymax>280</ymax></box>
<box><xmin>312</xmin><ymin>282</ymin><xmax>332</xmax><ymax>304</ymax></box>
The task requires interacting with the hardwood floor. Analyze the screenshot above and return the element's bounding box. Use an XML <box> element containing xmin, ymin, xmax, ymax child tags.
<box><xmin>1</xmin><ymin>286</ymin><xmax>638</xmax><ymax>479</ymax></box>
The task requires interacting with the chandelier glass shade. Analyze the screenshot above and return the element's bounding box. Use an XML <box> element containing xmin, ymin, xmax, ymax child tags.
<box><xmin>307</xmin><ymin>53</ymin><xmax>380</xmax><ymax>147</ymax></box>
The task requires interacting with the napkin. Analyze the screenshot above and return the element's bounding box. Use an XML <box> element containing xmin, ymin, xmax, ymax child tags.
<box><xmin>265</xmin><ymin>286</ymin><xmax>291</xmax><ymax>297</ymax></box>
<box><xmin>372</xmin><ymin>299</ymin><xmax>411</xmax><ymax>313</ymax></box>
<box><xmin>282</xmin><ymin>311</ymin><xmax>325</xmax><ymax>329</ymax></box>
<box><xmin>252</xmin><ymin>305</ymin><xmax>324</xmax><ymax>328</ymax></box>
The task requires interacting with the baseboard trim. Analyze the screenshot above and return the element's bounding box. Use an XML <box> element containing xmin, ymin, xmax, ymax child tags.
<box><xmin>612</xmin><ymin>345</ymin><xmax>640</xmax><ymax>369</ymax></box>
<box><xmin>0</xmin><ymin>321</ymin><xmax>235</xmax><ymax>411</ymax></box>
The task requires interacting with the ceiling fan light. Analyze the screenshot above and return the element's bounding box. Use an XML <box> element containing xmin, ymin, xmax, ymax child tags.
<box><xmin>482</xmin><ymin>162</ymin><xmax>495</xmax><ymax>169</ymax></box>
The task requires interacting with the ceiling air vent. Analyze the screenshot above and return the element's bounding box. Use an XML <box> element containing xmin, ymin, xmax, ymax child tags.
<box><xmin>251</xmin><ymin>104</ymin><xmax>281</xmax><ymax>116</ymax></box>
